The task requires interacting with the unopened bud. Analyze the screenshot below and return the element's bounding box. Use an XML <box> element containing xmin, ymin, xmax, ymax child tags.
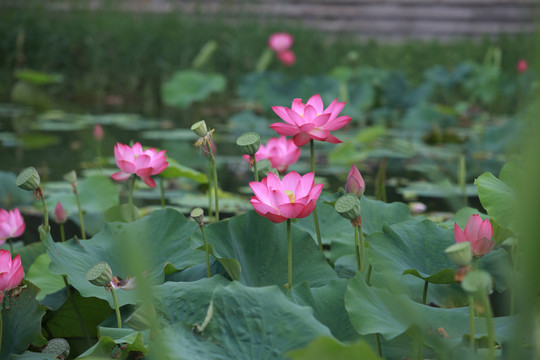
<box><xmin>93</xmin><ymin>124</ymin><xmax>104</xmax><ymax>141</ymax></box>
<box><xmin>445</xmin><ymin>242</ymin><xmax>472</xmax><ymax>267</ymax></box>
<box><xmin>461</xmin><ymin>270</ymin><xmax>493</xmax><ymax>296</ymax></box>
<box><xmin>344</xmin><ymin>165</ymin><xmax>365</xmax><ymax>198</ymax></box>
<box><xmin>125</xmin><ymin>303</ymin><xmax>156</xmax><ymax>330</ymax></box>
<box><xmin>16</xmin><ymin>167</ymin><xmax>41</xmax><ymax>191</ymax></box>
<box><xmin>86</xmin><ymin>262</ymin><xmax>113</xmax><ymax>287</ymax></box>
<box><xmin>63</xmin><ymin>170</ymin><xmax>77</xmax><ymax>184</ymax></box>
<box><xmin>54</xmin><ymin>202</ymin><xmax>67</xmax><ymax>224</ymax></box>
<box><xmin>42</xmin><ymin>338</ymin><xmax>70</xmax><ymax>359</ymax></box>
<box><xmin>236</xmin><ymin>132</ymin><xmax>261</xmax><ymax>156</ymax></box>
<box><xmin>335</xmin><ymin>193</ymin><xmax>362</xmax><ymax>223</ymax></box>
<box><xmin>191</xmin><ymin>120</ymin><xmax>208</xmax><ymax>138</ymax></box>
<box><xmin>191</xmin><ymin>207</ymin><xmax>204</xmax><ymax>225</ymax></box>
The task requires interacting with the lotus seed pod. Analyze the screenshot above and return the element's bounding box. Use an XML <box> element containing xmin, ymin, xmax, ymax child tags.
<box><xmin>125</xmin><ymin>303</ymin><xmax>157</xmax><ymax>331</ymax></box>
<box><xmin>42</xmin><ymin>338</ymin><xmax>70</xmax><ymax>358</ymax></box>
<box><xmin>445</xmin><ymin>242</ymin><xmax>472</xmax><ymax>267</ymax></box>
<box><xmin>86</xmin><ymin>261</ymin><xmax>113</xmax><ymax>287</ymax></box>
<box><xmin>16</xmin><ymin>167</ymin><xmax>40</xmax><ymax>191</ymax></box>
<box><xmin>236</xmin><ymin>132</ymin><xmax>261</xmax><ymax>156</ymax></box>
<box><xmin>191</xmin><ymin>120</ymin><xmax>208</xmax><ymax>137</ymax></box>
<box><xmin>335</xmin><ymin>193</ymin><xmax>362</xmax><ymax>221</ymax></box>
<box><xmin>191</xmin><ymin>207</ymin><xmax>204</xmax><ymax>225</ymax></box>
<box><xmin>461</xmin><ymin>269</ymin><xmax>493</xmax><ymax>296</ymax></box>
<box><xmin>63</xmin><ymin>170</ymin><xmax>77</xmax><ymax>184</ymax></box>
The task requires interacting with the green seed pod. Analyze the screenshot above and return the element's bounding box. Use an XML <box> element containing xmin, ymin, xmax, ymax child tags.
<box><xmin>16</xmin><ymin>167</ymin><xmax>40</xmax><ymax>191</ymax></box>
<box><xmin>42</xmin><ymin>338</ymin><xmax>70</xmax><ymax>359</ymax></box>
<box><xmin>86</xmin><ymin>261</ymin><xmax>113</xmax><ymax>287</ymax></box>
<box><xmin>63</xmin><ymin>170</ymin><xmax>77</xmax><ymax>184</ymax></box>
<box><xmin>125</xmin><ymin>303</ymin><xmax>157</xmax><ymax>331</ymax></box>
<box><xmin>445</xmin><ymin>242</ymin><xmax>472</xmax><ymax>267</ymax></box>
<box><xmin>191</xmin><ymin>120</ymin><xmax>208</xmax><ymax>137</ymax></box>
<box><xmin>191</xmin><ymin>207</ymin><xmax>204</xmax><ymax>225</ymax></box>
<box><xmin>236</xmin><ymin>132</ymin><xmax>261</xmax><ymax>156</ymax></box>
<box><xmin>335</xmin><ymin>193</ymin><xmax>361</xmax><ymax>221</ymax></box>
<box><xmin>461</xmin><ymin>269</ymin><xmax>493</xmax><ymax>296</ymax></box>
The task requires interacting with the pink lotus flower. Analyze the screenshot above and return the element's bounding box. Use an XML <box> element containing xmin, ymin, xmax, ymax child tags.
<box><xmin>270</xmin><ymin>94</ymin><xmax>352</xmax><ymax>147</ymax></box>
<box><xmin>517</xmin><ymin>59</ymin><xmax>528</xmax><ymax>73</ymax></box>
<box><xmin>454</xmin><ymin>214</ymin><xmax>494</xmax><ymax>257</ymax></box>
<box><xmin>277</xmin><ymin>50</ymin><xmax>296</xmax><ymax>66</ymax></box>
<box><xmin>0</xmin><ymin>250</ymin><xmax>24</xmax><ymax>302</ymax></box>
<box><xmin>243</xmin><ymin>136</ymin><xmax>301</xmax><ymax>172</ymax></box>
<box><xmin>268</xmin><ymin>33</ymin><xmax>294</xmax><ymax>53</ymax></box>
<box><xmin>54</xmin><ymin>202</ymin><xmax>67</xmax><ymax>224</ymax></box>
<box><xmin>249</xmin><ymin>171</ymin><xmax>323</xmax><ymax>223</ymax></box>
<box><xmin>112</xmin><ymin>143</ymin><xmax>168</xmax><ymax>188</ymax></box>
<box><xmin>345</xmin><ymin>165</ymin><xmax>365</xmax><ymax>198</ymax></box>
<box><xmin>0</xmin><ymin>209</ymin><xmax>25</xmax><ymax>244</ymax></box>
<box><xmin>93</xmin><ymin>124</ymin><xmax>104</xmax><ymax>141</ymax></box>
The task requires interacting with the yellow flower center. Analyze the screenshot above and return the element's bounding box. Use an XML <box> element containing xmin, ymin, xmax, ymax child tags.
<box><xmin>285</xmin><ymin>190</ymin><xmax>296</xmax><ymax>203</ymax></box>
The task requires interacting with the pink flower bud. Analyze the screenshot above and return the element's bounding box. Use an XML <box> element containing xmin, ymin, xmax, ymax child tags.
<box><xmin>0</xmin><ymin>209</ymin><xmax>25</xmax><ymax>244</ymax></box>
<box><xmin>93</xmin><ymin>124</ymin><xmax>104</xmax><ymax>141</ymax></box>
<box><xmin>454</xmin><ymin>214</ymin><xmax>494</xmax><ymax>257</ymax></box>
<box><xmin>277</xmin><ymin>50</ymin><xmax>296</xmax><ymax>66</ymax></box>
<box><xmin>268</xmin><ymin>33</ymin><xmax>294</xmax><ymax>53</ymax></box>
<box><xmin>54</xmin><ymin>202</ymin><xmax>67</xmax><ymax>224</ymax></box>
<box><xmin>344</xmin><ymin>165</ymin><xmax>365</xmax><ymax>198</ymax></box>
<box><xmin>517</xmin><ymin>59</ymin><xmax>528</xmax><ymax>73</ymax></box>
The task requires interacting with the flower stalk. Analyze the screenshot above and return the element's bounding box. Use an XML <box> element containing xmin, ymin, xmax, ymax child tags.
<box><xmin>310</xmin><ymin>140</ymin><xmax>323</xmax><ymax>252</ymax></box>
<box><xmin>206</xmin><ymin>138</ymin><xmax>220</xmax><ymax>221</ymax></box>
<box><xmin>285</xmin><ymin>219</ymin><xmax>292</xmax><ymax>290</ymax></box>
<box><xmin>128</xmin><ymin>175</ymin><xmax>137</xmax><ymax>221</ymax></box>
<box><xmin>110</xmin><ymin>286</ymin><xmax>122</xmax><ymax>328</ymax></box>
<box><xmin>72</xmin><ymin>182</ymin><xmax>86</xmax><ymax>239</ymax></box>
<box><xmin>192</xmin><ymin>208</ymin><xmax>211</xmax><ymax>278</ymax></box>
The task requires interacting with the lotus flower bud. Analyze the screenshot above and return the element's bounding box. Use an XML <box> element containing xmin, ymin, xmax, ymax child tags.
<box><xmin>16</xmin><ymin>167</ymin><xmax>40</xmax><ymax>191</ymax></box>
<box><xmin>461</xmin><ymin>270</ymin><xmax>493</xmax><ymax>296</ymax></box>
<box><xmin>191</xmin><ymin>207</ymin><xmax>204</xmax><ymax>225</ymax></box>
<box><xmin>345</xmin><ymin>165</ymin><xmax>365</xmax><ymax>198</ymax></box>
<box><xmin>42</xmin><ymin>338</ymin><xmax>70</xmax><ymax>359</ymax></box>
<box><xmin>236</xmin><ymin>132</ymin><xmax>261</xmax><ymax>156</ymax></box>
<box><xmin>93</xmin><ymin>124</ymin><xmax>104</xmax><ymax>141</ymax></box>
<box><xmin>517</xmin><ymin>59</ymin><xmax>528</xmax><ymax>73</ymax></box>
<box><xmin>54</xmin><ymin>202</ymin><xmax>67</xmax><ymax>224</ymax></box>
<box><xmin>191</xmin><ymin>120</ymin><xmax>208</xmax><ymax>138</ymax></box>
<box><xmin>445</xmin><ymin>242</ymin><xmax>472</xmax><ymax>267</ymax></box>
<box><xmin>86</xmin><ymin>262</ymin><xmax>113</xmax><ymax>287</ymax></box>
<box><xmin>125</xmin><ymin>303</ymin><xmax>156</xmax><ymax>331</ymax></box>
<box><xmin>335</xmin><ymin>193</ymin><xmax>362</xmax><ymax>226</ymax></box>
<box><xmin>63</xmin><ymin>170</ymin><xmax>77</xmax><ymax>184</ymax></box>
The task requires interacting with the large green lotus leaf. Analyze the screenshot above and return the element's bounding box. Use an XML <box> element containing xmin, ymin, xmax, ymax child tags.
<box><xmin>44</xmin><ymin>209</ymin><xmax>203</xmax><ymax>307</ymax></box>
<box><xmin>288</xmin><ymin>279</ymin><xmax>360</xmax><ymax>342</ymax></box>
<box><xmin>44</xmin><ymin>175</ymin><xmax>119</xmax><ymax>235</ymax></box>
<box><xmin>162</xmin><ymin>70</ymin><xmax>226</xmax><ymax>109</ymax></box>
<box><xmin>77</xmin><ymin>327</ymin><xmax>149</xmax><ymax>359</ymax></box>
<box><xmin>345</xmin><ymin>274</ymin><xmax>518</xmax><ymax>352</ymax></box>
<box><xmin>155</xmin><ymin>279</ymin><xmax>331</xmax><ymax>360</ymax></box>
<box><xmin>474</xmin><ymin>164</ymin><xmax>516</xmax><ymax>233</ymax></box>
<box><xmin>26</xmin><ymin>253</ymin><xmax>65</xmax><ymax>301</ymax></box>
<box><xmin>11</xmin><ymin>352</ymin><xmax>55</xmax><ymax>360</ymax></box>
<box><xmin>287</xmin><ymin>336</ymin><xmax>381</xmax><ymax>360</ymax></box>
<box><xmin>295</xmin><ymin>198</ymin><xmax>411</xmax><ymax>261</ymax></box>
<box><xmin>190</xmin><ymin>211</ymin><xmax>337</xmax><ymax>288</ymax></box>
<box><xmin>1</xmin><ymin>281</ymin><xmax>47</xmax><ymax>358</ymax></box>
<box><xmin>15</xmin><ymin>242</ymin><xmax>47</xmax><ymax>272</ymax></box>
<box><xmin>0</xmin><ymin>170</ymin><xmax>33</xmax><ymax>208</ymax></box>
<box><xmin>369</xmin><ymin>220</ymin><xmax>456</xmax><ymax>285</ymax></box>
<box><xmin>160</xmin><ymin>157</ymin><xmax>208</xmax><ymax>183</ymax></box>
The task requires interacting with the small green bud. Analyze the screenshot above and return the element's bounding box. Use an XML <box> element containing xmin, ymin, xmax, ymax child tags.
<box><xmin>445</xmin><ymin>242</ymin><xmax>472</xmax><ymax>267</ymax></box>
<box><xmin>236</xmin><ymin>132</ymin><xmax>261</xmax><ymax>156</ymax></box>
<box><xmin>63</xmin><ymin>170</ymin><xmax>77</xmax><ymax>184</ymax></box>
<box><xmin>86</xmin><ymin>262</ymin><xmax>113</xmax><ymax>287</ymax></box>
<box><xmin>335</xmin><ymin>193</ymin><xmax>362</xmax><ymax>221</ymax></box>
<box><xmin>125</xmin><ymin>303</ymin><xmax>157</xmax><ymax>331</ymax></box>
<box><xmin>191</xmin><ymin>120</ymin><xmax>208</xmax><ymax>137</ymax></box>
<box><xmin>42</xmin><ymin>338</ymin><xmax>70</xmax><ymax>358</ymax></box>
<box><xmin>191</xmin><ymin>207</ymin><xmax>204</xmax><ymax>225</ymax></box>
<box><xmin>16</xmin><ymin>167</ymin><xmax>40</xmax><ymax>191</ymax></box>
<box><xmin>461</xmin><ymin>270</ymin><xmax>493</xmax><ymax>296</ymax></box>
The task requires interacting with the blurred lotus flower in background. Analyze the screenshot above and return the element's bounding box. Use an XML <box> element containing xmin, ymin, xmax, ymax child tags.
<box><xmin>517</xmin><ymin>59</ymin><xmax>528</xmax><ymax>73</ymax></box>
<box><xmin>249</xmin><ymin>171</ymin><xmax>322</xmax><ymax>223</ymax></box>
<box><xmin>271</xmin><ymin>94</ymin><xmax>351</xmax><ymax>146</ymax></box>
<box><xmin>268</xmin><ymin>32</ymin><xmax>294</xmax><ymax>52</ymax></box>
<box><xmin>277</xmin><ymin>50</ymin><xmax>296</xmax><ymax>66</ymax></box>
<box><xmin>54</xmin><ymin>202</ymin><xmax>67</xmax><ymax>224</ymax></box>
<box><xmin>93</xmin><ymin>124</ymin><xmax>104</xmax><ymax>141</ymax></box>
<box><xmin>0</xmin><ymin>209</ymin><xmax>25</xmax><ymax>244</ymax></box>
<box><xmin>0</xmin><ymin>249</ymin><xmax>24</xmax><ymax>302</ymax></box>
<box><xmin>409</xmin><ymin>201</ymin><xmax>427</xmax><ymax>214</ymax></box>
<box><xmin>112</xmin><ymin>142</ymin><xmax>168</xmax><ymax>187</ymax></box>
<box><xmin>454</xmin><ymin>214</ymin><xmax>494</xmax><ymax>257</ymax></box>
<box><xmin>344</xmin><ymin>165</ymin><xmax>365</xmax><ymax>198</ymax></box>
<box><xmin>243</xmin><ymin>136</ymin><xmax>301</xmax><ymax>172</ymax></box>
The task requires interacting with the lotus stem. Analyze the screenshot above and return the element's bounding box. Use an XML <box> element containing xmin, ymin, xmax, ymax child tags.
<box><xmin>206</xmin><ymin>139</ymin><xmax>220</xmax><ymax>221</ymax></box>
<box><xmin>376</xmin><ymin>333</ymin><xmax>382</xmax><ymax>357</ymax></box>
<box><xmin>479</xmin><ymin>293</ymin><xmax>495</xmax><ymax>360</ymax></box>
<box><xmin>73</xmin><ymin>184</ymin><xmax>86</xmax><ymax>239</ymax></box>
<box><xmin>128</xmin><ymin>175</ymin><xmax>137</xmax><ymax>221</ymax></box>
<box><xmin>8</xmin><ymin>239</ymin><xmax>13</xmax><ymax>255</ymax></box>
<box><xmin>366</xmin><ymin>264</ymin><xmax>373</xmax><ymax>286</ymax></box>
<box><xmin>309</xmin><ymin>140</ymin><xmax>323</xmax><ymax>253</ymax></box>
<box><xmin>110</xmin><ymin>287</ymin><xmax>122</xmax><ymax>328</ymax></box>
<box><xmin>286</xmin><ymin>219</ymin><xmax>292</xmax><ymax>290</ymax></box>
<box><xmin>252</xmin><ymin>155</ymin><xmax>259</xmax><ymax>182</ymax></box>
<box><xmin>63</xmin><ymin>275</ymin><xmax>91</xmax><ymax>345</ymax></box>
<box><xmin>510</xmin><ymin>240</ymin><xmax>518</xmax><ymax>315</ymax></box>
<box><xmin>200</xmin><ymin>225</ymin><xmax>211</xmax><ymax>278</ymax></box>
<box><xmin>422</xmin><ymin>281</ymin><xmax>429</xmax><ymax>305</ymax></box>
<box><xmin>468</xmin><ymin>295</ymin><xmax>476</xmax><ymax>352</ymax></box>
<box><xmin>60</xmin><ymin>224</ymin><xmax>65</xmax><ymax>242</ymax></box>
<box><xmin>207</xmin><ymin>162</ymin><xmax>213</xmax><ymax>220</ymax></box>
<box><xmin>159</xmin><ymin>177</ymin><xmax>166</xmax><ymax>209</ymax></box>
<box><xmin>37</xmin><ymin>187</ymin><xmax>49</xmax><ymax>232</ymax></box>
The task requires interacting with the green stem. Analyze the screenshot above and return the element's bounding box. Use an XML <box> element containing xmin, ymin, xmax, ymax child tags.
<box><xmin>354</xmin><ymin>226</ymin><xmax>361</xmax><ymax>272</ymax></box>
<box><xmin>359</xmin><ymin>226</ymin><xmax>365</xmax><ymax>272</ymax></box>
<box><xmin>422</xmin><ymin>281</ymin><xmax>429</xmax><ymax>305</ymax></box>
<box><xmin>200</xmin><ymin>226</ymin><xmax>211</xmax><ymax>278</ymax></box>
<box><xmin>207</xmin><ymin>162</ymin><xmax>213</xmax><ymax>220</ymax></box>
<box><xmin>366</xmin><ymin>264</ymin><xmax>373</xmax><ymax>286</ymax></box>
<box><xmin>110</xmin><ymin>287</ymin><xmax>122</xmax><ymax>328</ymax></box>
<box><xmin>286</xmin><ymin>219</ymin><xmax>292</xmax><ymax>290</ymax></box>
<box><xmin>128</xmin><ymin>175</ymin><xmax>137</xmax><ymax>221</ymax></box>
<box><xmin>309</xmin><ymin>140</ymin><xmax>323</xmax><ymax>253</ymax></box>
<box><xmin>63</xmin><ymin>275</ymin><xmax>91</xmax><ymax>345</ymax></box>
<box><xmin>8</xmin><ymin>239</ymin><xmax>13</xmax><ymax>255</ymax></box>
<box><xmin>510</xmin><ymin>241</ymin><xmax>518</xmax><ymax>315</ymax></box>
<box><xmin>468</xmin><ymin>295</ymin><xmax>476</xmax><ymax>352</ymax></box>
<box><xmin>73</xmin><ymin>185</ymin><xmax>86</xmax><ymax>239</ymax></box>
<box><xmin>39</xmin><ymin>188</ymin><xmax>50</xmax><ymax>232</ymax></box>
<box><xmin>479</xmin><ymin>293</ymin><xmax>495</xmax><ymax>360</ymax></box>
<box><xmin>375</xmin><ymin>333</ymin><xmax>382</xmax><ymax>357</ymax></box>
<box><xmin>252</xmin><ymin>155</ymin><xmax>259</xmax><ymax>182</ymax></box>
<box><xmin>206</xmin><ymin>139</ymin><xmax>220</xmax><ymax>221</ymax></box>
<box><xmin>60</xmin><ymin>224</ymin><xmax>65</xmax><ymax>242</ymax></box>
<box><xmin>159</xmin><ymin>177</ymin><xmax>166</xmax><ymax>209</ymax></box>
<box><xmin>97</xmin><ymin>141</ymin><xmax>102</xmax><ymax>172</ymax></box>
